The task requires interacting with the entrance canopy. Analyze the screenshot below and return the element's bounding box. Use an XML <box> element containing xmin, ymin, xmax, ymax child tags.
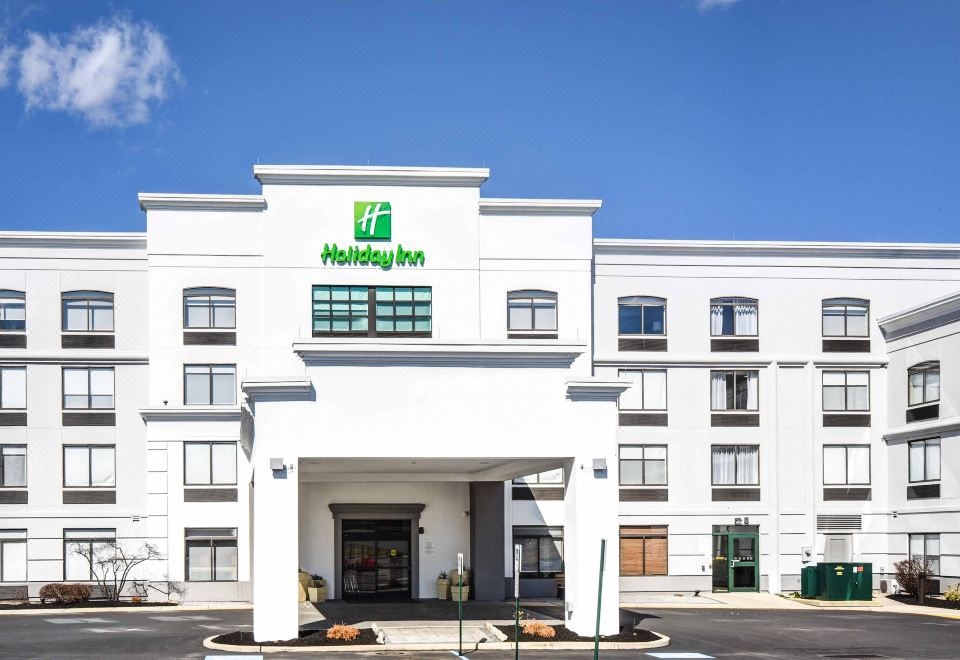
<box><xmin>299</xmin><ymin>457</ymin><xmax>567</xmax><ymax>483</ymax></box>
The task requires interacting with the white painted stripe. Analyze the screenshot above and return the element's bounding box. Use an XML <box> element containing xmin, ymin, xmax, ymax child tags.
<box><xmin>647</xmin><ymin>654</ymin><xmax>715</xmax><ymax>659</ymax></box>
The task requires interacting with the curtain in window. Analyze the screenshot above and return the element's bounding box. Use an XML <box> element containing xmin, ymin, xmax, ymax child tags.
<box><xmin>711</xmin><ymin>372</ymin><xmax>727</xmax><ymax>410</ymax></box>
<box><xmin>643</xmin><ymin>371</ymin><xmax>667</xmax><ymax>409</ymax></box>
<box><xmin>90</xmin><ymin>447</ymin><xmax>115</xmax><ymax>487</ymax></box>
<box><xmin>64</xmin><ymin>447</ymin><xmax>90</xmax><ymax>487</ymax></box>
<box><xmin>735</xmin><ymin>303</ymin><xmax>757</xmax><ymax>335</ymax></box>
<box><xmin>0</xmin><ymin>541</ymin><xmax>26</xmax><ymax>581</ymax></box>
<box><xmin>737</xmin><ymin>446</ymin><xmax>759</xmax><ymax>484</ymax></box>
<box><xmin>618</xmin><ymin>371</ymin><xmax>645</xmax><ymax>410</ymax></box>
<box><xmin>909</xmin><ymin>442</ymin><xmax>925</xmax><ymax>481</ymax></box>
<box><xmin>710</xmin><ymin>305</ymin><xmax>724</xmax><ymax>335</ymax></box>
<box><xmin>926</xmin><ymin>440</ymin><xmax>941</xmax><ymax>480</ymax></box>
<box><xmin>1</xmin><ymin>447</ymin><xmax>25</xmax><ymax>487</ymax></box>
<box><xmin>712</xmin><ymin>446</ymin><xmax>736</xmax><ymax>484</ymax></box>
<box><xmin>746</xmin><ymin>372</ymin><xmax>758</xmax><ymax>409</ymax></box>
<box><xmin>847</xmin><ymin>446</ymin><xmax>870</xmax><ymax>484</ymax></box>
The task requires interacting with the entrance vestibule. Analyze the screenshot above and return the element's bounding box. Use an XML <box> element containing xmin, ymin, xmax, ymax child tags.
<box><xmin>342</xmin><ymin>519</ymin><xmax>412</xmax><ymax>600</ymax></box>
<box><xmin>712</xmin><ymin>524</ymin><xmax>759</xmax><ymax>592</ymax></box>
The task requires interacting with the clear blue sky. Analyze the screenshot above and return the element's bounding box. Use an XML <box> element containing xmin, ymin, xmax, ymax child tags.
<box><xmin>1</xmin><ymin>0</ymin><xmax>958</xmax><ymax>241</ymax></box>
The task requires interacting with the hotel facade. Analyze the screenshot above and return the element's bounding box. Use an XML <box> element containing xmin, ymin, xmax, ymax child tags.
<box><xmin>0</xmin><ymin>164</ymin><xmax>957</xmax><ymax>640</ymax></box>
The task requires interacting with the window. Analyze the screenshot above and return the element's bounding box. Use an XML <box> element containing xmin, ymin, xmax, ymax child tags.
<box><xmin>0</xmin><ymin>530</ymin><xmax>26</xmax><ymax>582</ymax></box>
<box><xmin>507</xmin><ymin>290</ymin><xmax>557</xmax><ymax>333</ymax></box>
<box><xmin>184</xmin><ymin>365</ymin><xmax>235</xmax><ymax>405</ymax></box>
<box><xmin>618</xmin><ymin>296</ymin><xmax>665</xmax><ymax>336</ymax></box>
<box><xmin>909</xmin><ymin>533</ymin><xmax>940</xmax><ymax>576</ymax></box>
<box><xmin>63</xmin><ymin>529</ymin><xmax>115</xmax><ymax>581</ymax></box>
<box><xmin>620</xmin><ymin>526</ymin><xmax>667</xmax><ymax>576</ymax></box>
<box><xmin>823</xmin><ymin>445</ymin><xmax>870</xmax><ymax>485</ymax></box>
<box><xmin>0</xmin><ymin>291</ymin><xmax>25</xmax><ymax>331</ymax></box>
<box><xmin>312</xmin><ymin>285</ymin><xmax>368</xmax><ymax>334</ymax></box>
<box><xmin>184</xmin><ymin>287</ymin><xmax>236</xmax><ymax>329</ymax></box>
<box><xmin>822</xmin><ymin>298</ymin><xmax>869</xmax><ymax>337</ymax></box>
<box><xmin>908</xmin><ymin>438</ymin><xmax>940</xmax><ymax>483</ymax></box>
<box><xmin>620</xmin><ymin>446</ymin><xmax>667</xmax><ymax>486</ymax></box>
<box><xmin>63</xmin><ymin>446</ymin><xmax>115</xmax><ymax>488</ymax></box>
<box><xmin>62</xmin><ymin>291</ymin><xmax>113</xmax><ymax>332</ymax></box>
<box><xmin>618</xmin><ymin>370</ymin><xmax>667</xmax><ymax>411</ymax></box>
<box><xmin>710</xmin><ymin>297</ymin><xmax>758</xmax><ymax>337</ymax></box>
<box><xmin>185</xmin><ymin>528</ymin><xmax>238</xmax><ymax>581</ymax></box>
<box><xmin>513</xmin><ymin>526</ymin><xmax>563</xmax><ymax>577</ymax></box>
<box><xmin>712</xmin><ymin>445</ymin><xmax>759</xmax><ymax>485</ymax></box>
<box><xmin>311</xmin><ymin>285</ymin><xmax>432</xmax><ymax>336</ymax></box>
<box><xmin>0</xmin><ymin>446</ymin><xmax>26</xmax><ymax>488</ymax></box>
<box><xmin>184</xmin><ymin>442</ymin><xmax>237</xmax><ymax>486</ymax></box>
<box><xmin>513</xmin><ymin>468</ymin><xmax>563</xmax><ymax>485</ymax></box>
<box><xmin>62</xmin><ymin>367</ymin><xmax>114</xmax><ymax>409</ymax></box>
<box><xmin>0</xmin><ymin>367</ymin><xmax>25</xmax><ymax>409</ymax></box>
<box><xmin>376</xmin><ymin>287</ymin><xmax>432</xmax><ymax>334</ymax></box>
<box><xmin>710</xmin><ymin>371</ymin><xmax>758</xmax><ymax>411</ymax></box>
<box><xmin>908</xmin><ymin>362</ymin><xmax>940</xmax><ymax>407</ymax></box>
<box><xmin>822</xmin><ymin>371</ymin><xmax>869</xmax><ymax>411</ymax></box>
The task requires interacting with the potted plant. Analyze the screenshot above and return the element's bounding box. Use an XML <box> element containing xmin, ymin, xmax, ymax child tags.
<box><xmin>437</xmin><ymin>571</ymin><xmax>450</xmax><ymax>600</ymax></box>
<box><xmin>308</xmin><ymin>574</ymin><xmax>327</xmax><ymax>603</ymax></box>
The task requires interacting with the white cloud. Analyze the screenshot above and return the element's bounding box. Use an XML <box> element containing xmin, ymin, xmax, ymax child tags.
<box><xmin>698</xmin><ymin>0</ymin><xmax>740</xmax><ymax>10</ymax></box>
<box><xmin>11</xmin><ymin>16</ymin><xmax>180</xmax><ymax>127</ymax></box>
<box><xmin>0</xmin><ymin>45</ymin><xmax>15</xmax><ymax>88</ymax></box>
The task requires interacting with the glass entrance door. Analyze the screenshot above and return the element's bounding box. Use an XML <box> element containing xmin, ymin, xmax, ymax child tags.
<box><xmin>728</xmin><ymin>533</ymin><xmax>758</xmax><ymax>591</ymax></box>
<box><xmin>342</xmin><ymin>520</ymin><xmax>411</xmax><ymax>600</ymax></box>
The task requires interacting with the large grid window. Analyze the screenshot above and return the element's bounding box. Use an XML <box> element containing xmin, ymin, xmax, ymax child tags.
<box><xmin>710</xmin><ymin>370</ymin><xmax>758</xmax><ymax>411</ymax></box>
<box><xmin>712</xmin><ymin>445</ymin><xmax>759</xmax><ymax>486</ymax></box>
<box><xmin>513</xmin><ymin>526</ymin><xmax>563</xmax><ymax>577</ymax></box>
<box><xmin>184</xmin><ymin>365</ymin><xmax>235</xmax><ymax>405</ymax></box>
<box><xmin>507</xmin><ymin>290</ymin><xmax>557</xmax><ymax>333</ymax></box>
<box><xmin>64</xmin><ymin>529</ymin><xmax>115</xmax><ymax>581</ymax></box>
<box><xmin>0</xmin><ymin>446</ymin><xmax>26</xmax><ymax>488</ymax></box>
<box><xmin>823</xmin><ymin>371</ymin><xmax>869</xmax><ymax>411</ymax></box>
<box><xmin>710</xmin><ymin>297</ymin><xmax>758</xmax><ymax>337</ymax></box>
<box><xmin>63</xmin><ymin>445</ymin><xmax>115</xmax><ymax>488</ymax></box>
<box><xmin>0</xmin><ymin>530</ymin><xmax>27</xmax><ymax>582</ymax></box>
<box><xmin>619</xmin><ymin>369</ymin><xmax>667</xmax><ymax>411</ymax></box>
<box><xmin>184</xmin><ymin>288</ymin><xmax>236</xmax><ymax>329</ymax></box>
<box><xmin>908</xmin><ymin>362</ymin><xmax>940</xmax><ymax>407</ymax></box>
<box><xmin>620</xmin><ymin>526</ymin><xmax>667</xmax><ymax>576</ymax></box>
<box><xmin>62</xmin><ymin>291</ymin><xmax>114</xmax><ymax>332</ymax></box>
<box><xmin>376</xmin><ymin>287</ymin><xmax>432</xmax><ymax>334</ymax></box>
<box><xmin>618</xmin><ymin>296</ymin><xmax>665</xmax><ymax>336</ymax></box>
<box><xmin>909</xmin><ymin>438</ymin><xmax>940</xmax><ymax>483</ymax></box>
<box><xmin>823</xmin><ymin>445</ymin><xmax>870</xmax><ymax>485</ymax></box>
<box><xmin>0</xmin><ymin>291</ymin><xmax>25</xmax><ymax>331</ymax></box>
<box><xmin>822</xmin><ymin>298</ymin><xmax>869</xmax><ymax>337</ymax></box>
<box><xmin>620</xmin><ymin>446</ymin><xmax>667</xmax><ymax>486</ymax></box>
<box><xmin>0</xmin><ymin>367</ymin><xmax>26</xmax><ymax>409</ymax></box>
<box><xmin>312</xmin><ymin>286</ymin><xmax>368</xmax><ymax>335</ymax></box>
<box><xmin>185</xmin><ymin>528</ymin><xmax>238</xmax><ymax>582</ymax></box>
<box><xmin>184</xmin><ymin>442</ymin><xmax>237</xmax><ymax>486</ymax></box>
<box><xmin>909</xmin><ymin>533</ymin><xmax>940</xmax><ymax>576</ymax></box>
<box><xmin>62</xmin><ymin>367</ymin><xmax>114</xmax><ymax>409</ymax></box>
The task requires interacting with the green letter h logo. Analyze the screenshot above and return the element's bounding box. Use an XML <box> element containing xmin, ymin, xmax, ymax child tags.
<box><xmin>354</xmin><ymin>201</ymin><xmax>392</xmax><ymax>240</ymax></box>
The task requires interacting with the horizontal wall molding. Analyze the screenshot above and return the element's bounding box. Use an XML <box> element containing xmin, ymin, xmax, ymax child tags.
<box><xmin>255</xmin><ymin>165</ymin><xmax>489</xmax><ymax>187</ymax></box>
<box><xmin>0</xmin><ymin>232</ymin><xmax>146</xmax><ymax>250</ymax></box>
<box><xmin>479</xmin><ymin>198</ymin><xmax>601</xmax><ymax>216</ymax></box>
<box><xmin>593</xmin><ymin>238</ymin><xmax>960</xmax><ymax>260</ymax></box>
<box><xmin>184</xmin><ymin>487</ymin><xmax>238</xmax><ymax>502</ymax></box>
<box><xmin>138</xmin><ymin>193</ymin><xmax>266</xmax><ymax>211</ymax></box>
<box><xmin>140</xmin><ymin>406</ymin><xmax>242</xmax><ymax>423</ymax></box>
<box><xmin>0</xmin><ymin>352</ymin><xmax>147</xmax><ymax>365</ymax></box>
<box><xmin>294</xmin><ymin>339</ymin><xmax>586</xmax><ymax>368</ymax></box>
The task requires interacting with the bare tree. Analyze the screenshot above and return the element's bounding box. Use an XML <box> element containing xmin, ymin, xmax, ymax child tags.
<box><xmin>71</xmin><ymin>540</ymin><xmax>162</xmax><ymax>602</ymax></box>
<box><xmin>894</xmin><ymin>557</ymin><xmax>935</xmax><ymax>604</ymax></box>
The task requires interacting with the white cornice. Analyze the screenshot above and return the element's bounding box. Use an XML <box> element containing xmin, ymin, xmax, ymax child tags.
<box><xmin>0</xmin><ymin>232</ymin><xmax>146</xmax><ymax>250</ymax></box>
<box><xmin>0</xmin><ymin>351</ymin><xmax>148</xmax><ymax>365</ymax></box>
<box><xmin>594</xmin><ymin>354</ymin><xmax>888</xmax><ymax>368</ymax></box>
<box><xmin>138</xmin><ymin>193</ymin><xmax>267</xmax><ymax>212</ymax></box>
<box><xmin>593</xmin><ymin>238</ymin><xmax>960</xmax><ymax>259</ymax></box>
<box><xmin>293</xmin><ymin>339</ymin><xmax>584</xmax><ymax>367</ymax></box>
<box><xmin>878</xmin><ymin>290</ymin><xmax>960</xmax><ymax>337</ymax></box>
<box><xmin>566</xmin><ymin>378</ymin><xmax>631</xmax><ymax>401</ymax></box>
<box><xmin>139</xmin><ymin>405</ymin><xmax>242</xmax><ymax>422</ymax></box>
<box><xmin>253</xmin><ymin>164</ymin><xmax>490</xmax><ymax>187</ymax></box>
<box><xmin>479</xmin><ymin>198</ymin><xmax>602</xmax><ymax>216</ymax></box>
<box><xmin>883</xmin><ymin>416</ymin><xmax>960</xmax><ymax>443</ymax></box>
<box><xmin>241</xmin><ymin>377</ymin><xmax>312</xmax><ymax>398</ymax></box>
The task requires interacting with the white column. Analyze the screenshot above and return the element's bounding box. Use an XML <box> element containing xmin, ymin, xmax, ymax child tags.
<box><xmin>252</xmin><ymin>457</ymin><xmax>299</xmax><ymax>642</ymax></box>
<box><xmin>563</xmin><ymin>455</ymin><xmax>620</xmax><ymax>636</ymax></box>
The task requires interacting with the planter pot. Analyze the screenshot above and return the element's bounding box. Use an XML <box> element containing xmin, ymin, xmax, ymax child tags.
<box><xmin>308</xmin><ymin>586</ymin><xmax>327</xmax><ymax>603</ymax></box>
<box><xmin>437</xmin><ymin>579</ymin><xmax>450</xmax><ymax>600</ymax></box>
<box><xmin>451</xmin><ymin>585</ymin><xmax>470</xmax><ymax>602</ymax></box>
<box><xmin>450</xmin><ymin>570</ymin><xmax>471</xmax><ymax>587</ymax></box>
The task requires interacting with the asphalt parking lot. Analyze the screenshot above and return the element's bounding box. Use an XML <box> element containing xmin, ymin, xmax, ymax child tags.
<box><xmin>0</xmin><ymin>606</ymin><xmax>956</xmax><ymax>659</ymax></box>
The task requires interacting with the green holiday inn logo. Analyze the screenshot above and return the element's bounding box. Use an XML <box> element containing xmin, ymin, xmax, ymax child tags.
<box><xmin>354</xmin><ymin>201</ymin><xmax>391</xmax><ymax>240</ymax></box>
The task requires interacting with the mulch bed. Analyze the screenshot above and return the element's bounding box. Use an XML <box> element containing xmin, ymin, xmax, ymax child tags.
<box><xmin>889</xmin><ymin>594</ymin><xmax>960</xmax><ymax>610</ymax></box>
<box><xmin>496</xmin><ymin>624</ymin><xmax>658</xmax><ymax>643</ymax></box>
<box><xmin>213</xmin><ymin>629</ymin><xmax>379</xmax><ymax>647</ymax></box>
<box><xmin>0</xmin><ymin>600</ymin><xmax>177</xmax><ymax>610</ymax></box>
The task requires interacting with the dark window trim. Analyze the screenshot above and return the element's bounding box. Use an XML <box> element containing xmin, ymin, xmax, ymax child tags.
<box><xmin>60</xmin><ymin>290</ymin><xmax>115</xmax><ymax>333</ymax></box>
<box><xmin>183</xmin><ymin>441</ymin><xmax>238</xmax><ymax>486</ymax></box>
<box><xmin>617</xmin><ymin>296</ymin><xmax>667</xmax><ymax>337</ymax></box>
<box><xmin>0</xmin><ymin>289</ymin><xmax>26</xmax><ymax>333</ymax></box>
<box><xmin>711</xmin><ymin>444</ymin><xmax>761</xmax><ymax>486</ymax></box>
<box><xmin>184</xmin><ymin>536</ymin><xmax>239</xmax><ymax>582</ymax></box>
<box><xmin>618</xmin><ymin>369</ymin><xmax>668</xmax><ymax>412</ymax></box>
<box><xmin>822</xmin><ymin>370</ymin><xmax>871</xmax><ymax>412</ymax></box>
<box><xmin>0</xmin><ymin>366</ymin><xmax>26</xmax><ymax>411</ymax></box>
<box><xmin>822</xmin><ymin>298</ymin><xmax>870</xmax><ymax>338</ymax></box>
<box><xmin>908</xmin><ymin>437</ymin><xmax>941</xmax><ymax>483</ymax></box>
<box><xmin>709</xmin><ymin>296</ymin><xmax>759</xmax><ymax>338</ymax></box>
<box><xmin>61</xmin><ymin>366</ymin><xmax>115</xmax><ymax>411</ymax></box>
<box><xmin>312</xmin><ymin>285</ymin><xmax>433</xmax><ymax>338</ymax></box>
<box><xmin>182</xmin><ymin>287</ymin><xmax>237</xmax><ymax>330</ymax></box>
<box><xmin>62</xmin><ymin>444</ymin><xmax>116</xmax><ymax>489</ymax></box>
<box><xmin>907</xmin><ymin>361</ymin><xmax>940</xmax><ymax>407</ymax></box>
<box><xmin>619</xmin><ymin>444</ymin><xmax>668</xmax><ymax>486</ymax></box>
<box><xmin>512</xmin><ymin>525</ymin><xmax>563</xmax><ymax>578</ymax></box>
<box><xmin>62</xmin><ymin>529</ymin><xmax>116</xmax><ymax>581</ymax></box>
<box><xmin>710</xmin><ymin>370</ymin><xmax>760</xmax><ymax>412</ymax></box>
<box><xmin>822</xmin><ymin>444</ymin><xmax>871</xmax><ymax>486</ymax></box>
<box><xmin>183</xmin><ymin>364</ymin><xmax>237</xmax><ymax>406</ymax></box>
<box><xmin>0</xmin><ymin>444</ymin><xmax>26</xmax><ymax>488</ymax></box>
<box><xmin>507</xmin><ymin>290</ymin><xmax>558</xmax><ymax>333</ymax></box>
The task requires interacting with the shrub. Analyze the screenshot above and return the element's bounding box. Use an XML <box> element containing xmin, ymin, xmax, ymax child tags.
<box><xmin>326</xmin><ymin>624</ymin><xmax>361</xmax><ymax>641</ymax></box>
<box><xmin>38</xmin><ymin>583</ymin><xmax>93</xmax><ymax>605</ymax></box>
<box><xmin>131</xmin><ymin>595</ymin><xmax>143</xmax><ymax>604</ymax></box>
<box><xmin>894</xmin><ymin>558</ymin><xmax>934</xmax><ymax>601</ymax></box>
<box><xmin>521</xmin><ymin>621</ymin><xmax>556</xmax><ymax>639</ymax></box>
<box><xmin>944</xmin><ymin>584</ymin><xmax>960</xmax><ymax>602</ymax></box>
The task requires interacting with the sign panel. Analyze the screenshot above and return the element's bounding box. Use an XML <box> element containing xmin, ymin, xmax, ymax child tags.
<box><xmin>354</xmin><ymin>201</ymin><xmax>392</xmax><ymax>240</ymax></box>
<box><xmin>321</xmin><ymin>201</ymin><xmax>426</xmax><ymax>269</ymax></box>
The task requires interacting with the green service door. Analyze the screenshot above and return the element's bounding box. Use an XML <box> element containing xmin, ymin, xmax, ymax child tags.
<box><xmin>728</xmin><ymin>533</ymin><xmax>759</xmax><ymax>592</ymax></box>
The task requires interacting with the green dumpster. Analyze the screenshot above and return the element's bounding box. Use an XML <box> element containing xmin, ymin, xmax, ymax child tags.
<box><xmin>814</xmin><ymin>562</ymin><xmax>872</xmax><ymax>600</ymax></box>
<box><xmin>800</xmin><ymin>566</ymin><xmax>818</xmax><ymax>598</ymax></box>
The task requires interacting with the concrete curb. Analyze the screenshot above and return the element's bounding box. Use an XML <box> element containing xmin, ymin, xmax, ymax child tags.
<box><xmin>202</xmin><ymin>631</ymin><xmax>671</xmax><ymax>653</ymax></box>
<box><xmin>0</xmin><ymin>603</ymin><xmax>252</xmax><ymax>617</ymax></box>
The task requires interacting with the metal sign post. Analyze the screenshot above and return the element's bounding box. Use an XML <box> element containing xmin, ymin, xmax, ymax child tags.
<box><xmin>514</xmin><ymin>544</ymin><xmax>522</xmax><ymax>660</ymax></box>
<box><xmin>457</xmin><ymin>552</ymin><xmax>464</xmax><ymax>656</ymax></box>
<box><xmin>594</xmin><ymin>538</ymin><xmax>606</xmax><ymax>660</ymax></box>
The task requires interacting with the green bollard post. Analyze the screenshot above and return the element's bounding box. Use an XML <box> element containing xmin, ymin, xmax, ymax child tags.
<box><xmin>594</xmin><ymin>538</ymin><xmax>606</xmax><ymax>660</ymax></box>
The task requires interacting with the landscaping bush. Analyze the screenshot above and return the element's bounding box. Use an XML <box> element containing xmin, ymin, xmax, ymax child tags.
<box><xmin>945</xmin><ymin>584</ymin><xmax>960</xmax><ymax>602</ymax></box>
<box><xmin>38</xmin><ymin>583</ymin><xmax>93</xmax><ymax>605</ymax></box>
<box><xmin>894</xmin><ymin>558</ymin><xmax>934</xmax><ymax>601</ymax></box>
<box><xmin>326</xmin><ymin>624</ymin><xmax>360</xmax><ymax>641</ymax></box>
<box><xmin>521</xmin><ymin>621</ymin><xmax>556</xmax><ymax>638</ymax></box>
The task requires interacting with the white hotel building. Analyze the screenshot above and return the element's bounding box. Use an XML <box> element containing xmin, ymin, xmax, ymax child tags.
<box><xmin>0</xmin><ymin>164</ymin><xmax>957</xmax><ymax>640</ymax></box>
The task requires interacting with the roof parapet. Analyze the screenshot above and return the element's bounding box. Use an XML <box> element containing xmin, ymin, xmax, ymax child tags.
<box><xmin>253</xmin><ymin>164</ymin><xmax>490</xmax><ymax>187</ymax></box>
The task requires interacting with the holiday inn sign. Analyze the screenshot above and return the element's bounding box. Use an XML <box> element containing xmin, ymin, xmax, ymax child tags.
<box><xmin>322</xmin><ymin>201</ymin><xmax>426</xmax><ymax>269</ymax></box>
